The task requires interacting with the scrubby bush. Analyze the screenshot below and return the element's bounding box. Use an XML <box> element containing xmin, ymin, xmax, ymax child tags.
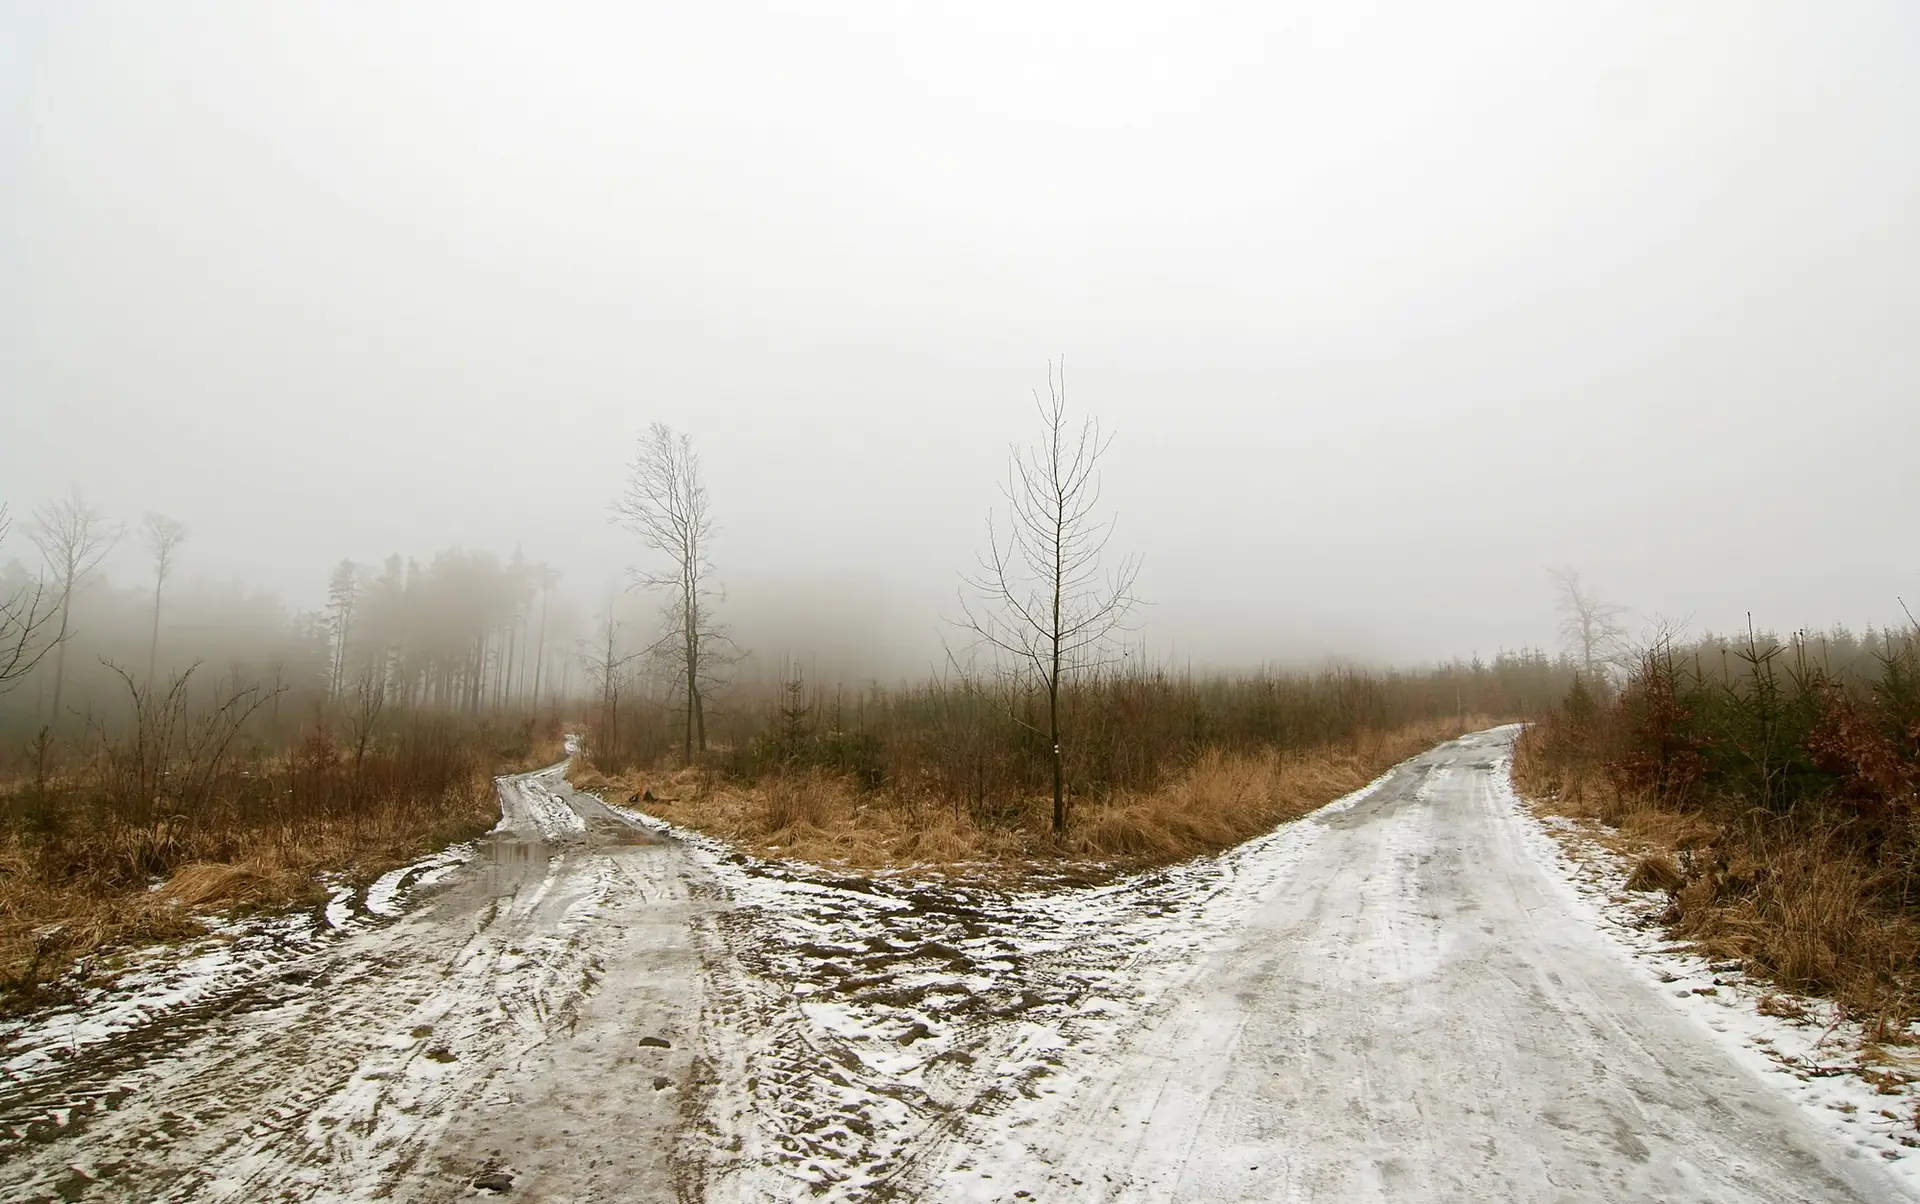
<box><xmin>1519</xmin><ymin>624</ymin><xmax>1920</xmax><ymax>1026</ymax></box>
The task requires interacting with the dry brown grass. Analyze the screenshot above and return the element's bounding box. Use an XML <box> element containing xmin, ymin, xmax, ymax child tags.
<box><xmin>582</xmin><ymin>717</ymin><xmax>1480</xmax><ymax>877</ymax></box>
<box><xmin>0</xmin><ymin>722</ymin><xmax>565</xmax><ymax>1012</ymax></box>
<box><xmin>0</xmin><ymin>781</ymin><xmax>503</xmax><ymax>1011</ymax></box>
<box><xmin>1514</xmin><ymin>730</ymin><xmax>1920</xmax><ymax>1032</ymax></box>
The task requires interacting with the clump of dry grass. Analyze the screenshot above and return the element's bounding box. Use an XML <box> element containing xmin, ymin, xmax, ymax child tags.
<box><xmin>583</xmin><ymin>717</ymin><xmax>1480</xmax><ymax>877</ymax></box>
<box><xmin>1625</xmin><ymin>852</ymin><xmax>1684</xmax><ymax>893</ymax></box>
<box><xmin>1066</xmin><ymin>721</ymin><xmax>1463</xmax><ymax>860</ymax></box>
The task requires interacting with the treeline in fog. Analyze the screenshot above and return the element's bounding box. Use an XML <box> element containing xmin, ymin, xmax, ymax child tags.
<box><xmin>0</xmin><ymin>492</ymin><xmax>582</xmax><ymax>763</ymax></box>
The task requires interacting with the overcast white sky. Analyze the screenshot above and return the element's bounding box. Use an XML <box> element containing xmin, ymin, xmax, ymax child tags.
<box><xmin>4</xmin><ymin>1</ymin><xmax>1916</xmax><ymax>670</ymax></box>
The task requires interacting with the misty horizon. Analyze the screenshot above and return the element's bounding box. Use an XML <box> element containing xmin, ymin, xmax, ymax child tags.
<box><xmin>6</xmin><ymin>2</ymin><xmax>1916</xmax><ymax>675</ymax></box>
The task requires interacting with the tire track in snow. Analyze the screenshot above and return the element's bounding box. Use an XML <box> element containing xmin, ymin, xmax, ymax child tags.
<box><xmin>884</xmin><ymin>729</ymin><xmax>1917</xmax><ymax>1203</ymax></box>
<box><xmin>610</xmin><ymin>764</ymin><xmax>1407</xmax><ymax>1201</ymax></box>
<box><xmin>0</xmin><ymin>764</ymin><xmax>646</xmax><ymax>1203</ymax></box>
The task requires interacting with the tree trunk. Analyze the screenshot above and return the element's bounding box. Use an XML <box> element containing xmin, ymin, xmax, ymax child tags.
<box><xmin>48</xmin><ymin>605</ymin><xmax>71</xmax><ymax>721</ymax></box>
<box><xmin>532</xmin><ymin>590</ymin><xmax>550</xmax><ymax>705</ymax></box>
<box><xmin>500</xmin><ymin>623</ymin><xmax>514</xmax><ymax>709</ymax></box>
<box><xmin>684</xmin><ymin>622</ymin><xmax>698</xmax><ymax>761</ymax></box>
<box><xmin>1051</xmin><ymin>492</ymin><xmax>1066</xmax><ymax>833</ymax></box>
<box><xmin>147</xmin><ymin>581</ymin><xmax>162</xmax><ymax>685</ymax></box>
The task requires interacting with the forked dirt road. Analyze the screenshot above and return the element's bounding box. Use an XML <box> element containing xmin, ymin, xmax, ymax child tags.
<box><xmin>2</xmin><ymin>730</ymin><xmax>1914</xmax><ymax>1202</ymax></box>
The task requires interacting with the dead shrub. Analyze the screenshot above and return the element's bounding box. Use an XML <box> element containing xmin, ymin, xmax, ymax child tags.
<box><xmin>1517</xmin><ymin>624</ymin><xmax>1920</xmax><ymax>1025</ymax></box>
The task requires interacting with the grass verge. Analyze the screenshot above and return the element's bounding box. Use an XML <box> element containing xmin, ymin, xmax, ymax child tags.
<box><xmin>573</xmin><ymin>716</ymin><xmax>1481</xmax><ymax>877</ymax></box>
<box><xmin>0</xmin><ymin>717</ymin><xmax>563</xmax><ymax>1014</ymax></box>
<box><xmin>1513</xmin><ymin>626</ymin><xmax>1920</xmax><ymax>1035</ymax></box>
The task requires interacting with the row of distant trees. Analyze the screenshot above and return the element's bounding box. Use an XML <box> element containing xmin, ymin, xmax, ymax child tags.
<box><xmin>320</xmin><ymin>548</ymin><xmax>566</xmax><ymax>714</ymax></box>
<box><xmin>0</xmin><ymin>492</ymin><xmax>584</xmax><ymax>746</ymax></box>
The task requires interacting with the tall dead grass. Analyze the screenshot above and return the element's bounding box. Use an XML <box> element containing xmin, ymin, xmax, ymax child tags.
<box><xmin>0</xmin><ymin>708</ymin><xmax>563</xmax><ymax>1010</ymax></box>
<box><xmin>587</xmin><ymin>717</ymin><xmax>1480</xmax><ymax>875</ymax></box>
<box><xmin>575</xmin><ymin>650</ymin><xmax>1570</xmax><ymax>880</ymax></box>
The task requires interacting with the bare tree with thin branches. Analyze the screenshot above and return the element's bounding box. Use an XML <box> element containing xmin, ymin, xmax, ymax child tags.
<box><xmin>143</xmin><ymin>511</ymin><xmax>188</xmax><ymax>686</ymax></box>
<box><xmin>531</xmin><ymin>563</ymin><xmax>561</xmax><ymax>706</ymax></box>
<box><xmin>614</xmin><ymin>423</ymin><xmax>733</xmax><ymax>761</ymax></box>
<box><xmin>344</xmin><ymin>663</ymin><xmax>387</xmax><ymax>805</ymax></box>
<box><xmin>578</xmin><ymin>599</ymin><xmax>641</xmax><ymax>749</ymax></box>
<box><xmin>958</xmin><ymin>363</ymin><xmax>1140</xmax><ymax>832</ymax></box>
<box><xmin>29</xmin><ymin>490</ymin><xmax>120</xmax><ymax>720</ymax></box>
<box><xmin>0</xmin><ymin>505</ymin><xmax>62</xmax><ymax>692</ymax></box>
<box><xmin>1549</xmin><ymin>567</ymin><xmax>1628</xmax><ymax>684</ymax></box>
<box><xmin>325</xmin><ymin>559</ymin><xmax>362</xmax><ymax>701</ymax></box>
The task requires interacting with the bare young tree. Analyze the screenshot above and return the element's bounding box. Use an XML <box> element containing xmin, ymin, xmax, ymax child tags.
<box><xmin>143</xmin><ymin>511</ymin><xmax>189</xmax><ymax>685</ymax></box>
<box><xmin>0</xmin><ymin>505</ymin><xmax>61</xmax><ymax>692</ymax></box>
<box><xmin>29</xmin><ymin>490</ymin><xmax>120</xmax><ymax>721</ymax></box>
<box><xmin>1549</xmin><ymin>567</ymin><xmax>1628</xmax><ymax>683</ymax></box>
<box><xmin>344</xmin><ymin>663</ymin><xmax>386</xmax><ymax>804</ymax></box>
<box><xmin>613</xmin><ymin>423</ymin><xmax>732</xmax><ymax>761</ymax></box>
<box><xmin>578</xmin><ymin>600</ymin><xmax>640</xmax><ymax>746</ymax></box>
<box><xmin>98</xmin><ymin>659</ymin><xmax>279</xmax><ymax>820</ymax></box>
<box><xmin>959</xmin><ymin>363</ymin><xmax>1140</xmax><ymax>832</ymax></box>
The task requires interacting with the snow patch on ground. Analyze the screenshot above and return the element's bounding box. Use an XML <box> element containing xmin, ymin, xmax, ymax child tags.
<box><xmin>0</xmin><ymin>910</ymin><xmax>325</xmax><ymax>1091</ymax></box>
<box><xmin>365</xmin><ymin>844</ymin><xmax>477</xmax><ymax>918</ymax></box>
<box><xmin>605</xmin><ymin>766</ymin><xmax>1403</xmax><ymax>1199</ymax></box>
<box><xmin>3</xmin><ymin>802</ymin><xmax>502</xmax><ymax>1106</ymax></box>
<box><xmin>1504</xmin><ymin>757</ymin><xmax>1920</xmax><ymax>1188</ymax></box>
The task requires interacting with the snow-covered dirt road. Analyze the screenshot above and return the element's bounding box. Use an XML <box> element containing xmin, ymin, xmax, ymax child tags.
<box><xmin>0</xmin><ymin>765</ymin><xmax>715</xmax><ymax>1202</ymax></box>
<box><xmin>4</xmin><ymin>730</ymin><xmax>1915</xmax><ymax>1202</ymax></box>
<box><xmin>893</xmin><ymin>728</ymin><xmax>1918</xmax><ymax>1203</ymax></box>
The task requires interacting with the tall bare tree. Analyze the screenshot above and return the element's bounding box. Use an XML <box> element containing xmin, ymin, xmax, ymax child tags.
<box><xmin>29</xmin><ymin>490</ymin><xmax>119</xmax><ymax>720</ymax></box>
<box><xmin>142</xmin><ymin>511</ymin><xmax>189</xmax><ymax>685</ymax></box>
<box><xmin>959</xmin><ymin>363</ymin><xmax>1140</xmax><ymax>832</ymax></box>
<box><xmin>325</xmin><ymin>559</ymin><xmax>361</xmax><ymax>700</ymax></box>
<box><xmin>531</xmin><ymin>563</ymin><xmax>561</xmax><ymax>706</ymax></box>
<box><xmin>614</xmin><ymin>423</ymin><xmax>731</xmax><ymax>760</ymax></box>
<box><xmin>1549</xmin><ymin>567</ymin><xmax>1628</xmax><ymax>683</ymax></box>
<box><xmin>0</xmin><ymin>505</ymin><xmax>61</xmax><ymax>692</ymax></box>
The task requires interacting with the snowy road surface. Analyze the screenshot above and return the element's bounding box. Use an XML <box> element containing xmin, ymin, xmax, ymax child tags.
<box><xmin>2</xmin><ymin>730</ymin><xmax>1914</xmax><ymax>1202</ymax></box>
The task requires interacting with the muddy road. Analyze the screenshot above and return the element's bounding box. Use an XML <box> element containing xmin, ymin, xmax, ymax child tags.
<box><xmin>3</xmin><ymin>732</ymin><xmax>1915</xmax><ymax>1202</ymax></box>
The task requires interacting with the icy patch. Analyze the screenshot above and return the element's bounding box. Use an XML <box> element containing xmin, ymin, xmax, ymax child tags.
<box><xmin>324</xmin><ymin>879</ymin><xmax>355</xmax><ymax>930</ymax></box>
<box><xmin>1505</xmin><ymin>759</ymin><xmax>1920</xmax><ymax>1187</ymax></box>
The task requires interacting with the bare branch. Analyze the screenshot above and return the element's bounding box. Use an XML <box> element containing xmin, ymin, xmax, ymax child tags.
<box><xmin>0</xmin><ymin>503</ymin><xmax>62</xmax><ymax>691</ymax></box>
